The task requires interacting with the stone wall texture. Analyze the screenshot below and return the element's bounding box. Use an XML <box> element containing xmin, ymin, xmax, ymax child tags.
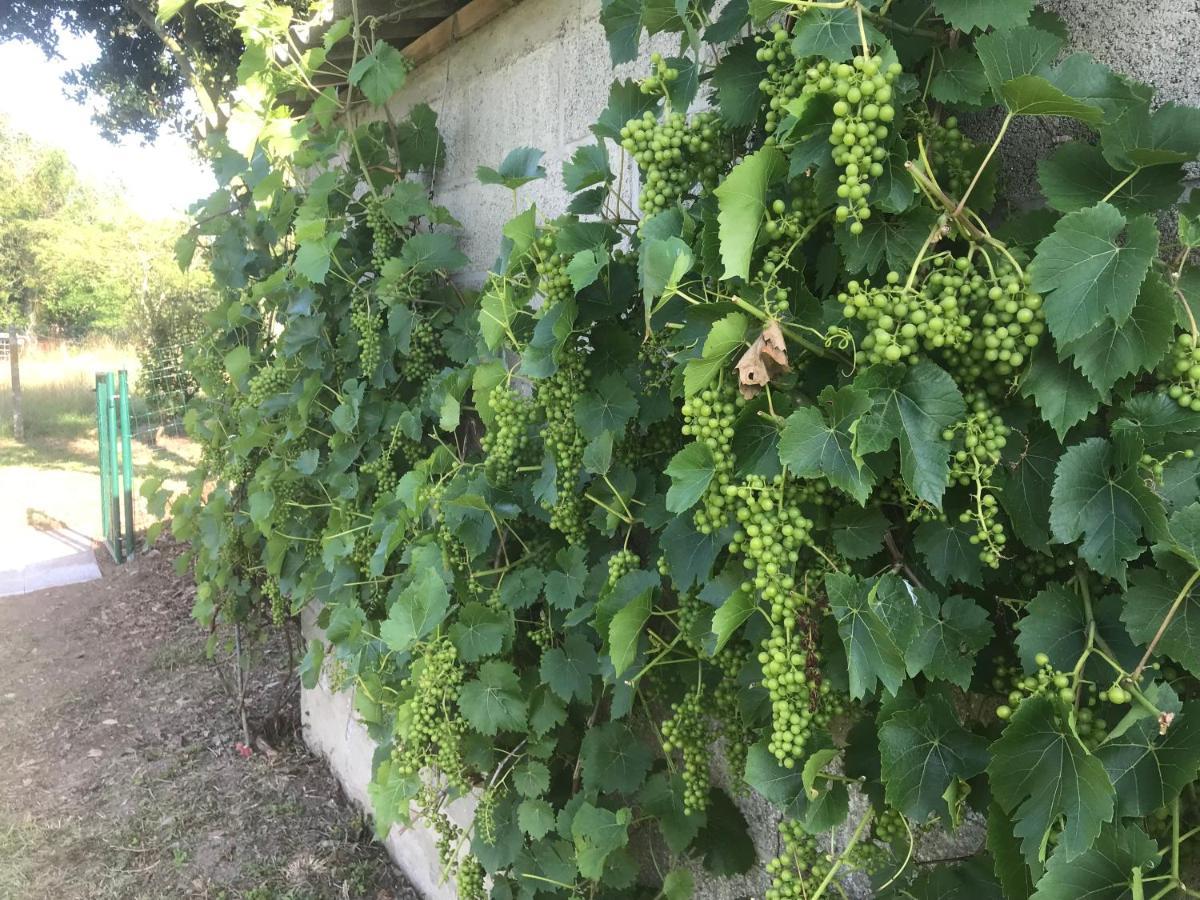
<box><xmin>302</xmin><ymin>0</ymin><xmax>1200</xmax><ymax>896</ymax></box>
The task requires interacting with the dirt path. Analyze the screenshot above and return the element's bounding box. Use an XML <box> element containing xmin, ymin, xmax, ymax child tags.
<box><xmin>0</xmin><ymin>538</ymin><xmax>418</xmax><ymax>900</ymax></box>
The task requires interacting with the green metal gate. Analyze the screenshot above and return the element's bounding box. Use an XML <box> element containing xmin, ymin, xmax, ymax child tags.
<box><xmin>96</xmin><ymin>370</ymin><xmax>136</xmax><ymax>562</ymax></box>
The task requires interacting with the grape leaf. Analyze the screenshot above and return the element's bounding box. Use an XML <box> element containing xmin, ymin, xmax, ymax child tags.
<box><xmin>1096</xmin><ymin>689</ymin><xmax>1200</xmax><ymax>817</ymax></box>
<box><xmin>540</xmin><ymin>634</ymin><xmax>600</xmax><ymax>703</ymax></box>
<box><xmin>683</xmin><ymin>312</ymin><xmax>748</xmax><ymax>397</ymax></box>
<box><xmin>518</xmin><ymin>798</ymin><xmax>557</xmax><ymax>839</ymax></box>
<box><xmin>976</xmin><ymin>25</ymin><xmax>1062</xmax><ymax>102</ymax></box>
<box><xmin>580</xmin><ymin>722</ymin><xmax>652</xmax><ymax>795</ymax></box>
<box><xmin>515</xmin><ymin>759</ymin><xmax>551</xmax><ymax>798</ymax></box>
<box><xmin>639</xmin><ymin>772</ymin><xmax>704</xmax><ymax>854</ymax></box>
<box><xmin>1019</xmin><ymin>346</ymin><xmax>1102</xmax><ymax>441</ymax></box>
<box><xmin>598</xmin><ymin>0</ymin><xmax>643</xmax><ymax>64</ymax></box>
<box><xmin>778</xmin><ymin>386</ymin><xmax>874</xmax><ymax>503</ymax></box>
<box><xmin>800</xmin><ymin>747</ymin><xmax>849</xmax><ymax>832</ymax></box>
<box><xmin>996</xmin><ymin>423</ymin><xmax>1063</xmax><ymax>549</ymax></box>
<box><xmin>449</xmin><ymin>602</ymin><xmax>511</xmax><ymax>662</ymax></box>
<box><xmin>1030</xmin><ymin>202</ymin><xmax>1158</xmax><ymax>345</ymax></box>
<box><xmin>575</xmin><ymin>373</ymin><xmax>637</xmax><ymax>439</ymax></box>
<box><xmin>1060</xmin><ymin>272</ymin><xmax>1176</xmax><ymax>394</ymax></box>
<box><xmin>930</xmin><ymin>46</ymin><xmax>990</xmax><ymax>105</ymax></box>
<box><xmin>907</xmin><ymin>595</ymin><xmax>993</xmax><ymax>689</ymax></box>
<box><xmin>934</xmin><ymin>0</ymin><xmax>1034</xmax><ymax>32</ymax></box>
<box><xmin>608</xmin><ymin>581</ymin><xmax>653</xmax><ymax>678</ymax></box>
<box><xmin>714</xmin><ymin>146</ymin><xmax>787</xmax><ymax>281</ymax></box>
<box><xmin>395</xmin><ymin>231</ymin><xmax>469</xmax><ymax>274</ymax></box>
<box><xmin>711</xmin><ymin>586</ymin><xmax>757</xmax><ymax>654</ymax></box>
<box><xmin>831</xmin><ymin>506</ymin><xmax>890</xmax><ymax>560</ymax></box>
<box><xmin>692</xmin><ymin>788</ymin><xmax>756</xmax><ymax>875</ymax></box>
<box><xmin>914</xmin><ymin>519</ymin><xmax>983</xmax><ymax>588</ymax></box>
<box><xmin>743</xmin><ymin>742</ymin><xmax>805</xmax><ymax>817</ymax></box>
<box><xmin>458</xmin><ymin>661</ymin><xmax>528</xmax><ymax>736</ymax></box>
<box><xmin>1121</xmin><ymin>564</ymin><xmax>1200</xmax><ymax>679</ymax></box>
<box><xmin>665</xmin><ymin>442</ymin><xmax>716</xmax><ymax>513</ymax></box>
<box><xmin>710</xmin><ymin>39</ymin><xmax>767</xmax><ymax>127</ymax></box>
<box><xmin>989</xmin><ymin>694</ymin><xmax>1115</xmax><ymax>864</ymax></box>
<box><xmin>1028</xmin><ymin>822</ymin><xmax>1160</xmax><ymax>900</ymax></box>
<box><xmin>879</xmin><ymin>691</ymin><xmax>989</xmax><ymax>821</ymax></box>
<box><xmin>1013</xmin><ymin>583</ymin><xmax>1091</xmax><ymax>673</ymax></box>
<box><xmin>1000</xmin><ymin>75</ymin><xmax>1105</xmax><ymax>123</ymax></box>
<box><xmin>572</xmin><ymin>803</ymin><xmax>631</xmax><ymax>881</ymax></box>
<box><xmin>987</xmin><ymin>802</ymin><xmax>1034</xmax><ymax>900</ymax></box>
<box><xmin>348</xmin><ymin>41</ymin><xmax>408</xmax><ymax>106</ymax></box>
<box><xmin>825</xmin><ymin>572</ymin><xmax>910</xmax><ymax>699</ymax></box>
<box><xmin>563</xmin><ymin>143</ymin><xmax>612</xmax><ymax>193</ymax></box>
<box><xmin>477</xmin><ymin>146</ymin><xmax>547</xmax><ymax>190</ymax></box>
<box><xmin>791</xmin><ymin>8</ymin><xmax>880</xmax><ymax>58</ymax></box>
<box><xmin>853</xmin><ymin>360</ymin><xmax>965</xmax><ymax>506</ymax></box>
<box><xmin>1167</xmin><ymin>501</ymin><xmax>1200</xmax><ymax>568</ymax></box>
<box><xmin>1038</xmin><ymin>143</ymin><xmax>1184</xmax><ymax>215</ymax></box>
<box><xmin>379</xmin><ymin>567</ymin><xmax>450</xmax><ymax>652</ymax></box>
<box><xmin>835</xmin><ymin>208</ymin><xmax>939</xmax><ymax>276</ymax></box>
<box><xmin>1050</xmin><ymin>437</ymin><xmax>1166</xmax><ymax>581</ymax></box>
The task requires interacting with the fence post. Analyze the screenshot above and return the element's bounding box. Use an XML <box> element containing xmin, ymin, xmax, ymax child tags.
<box><xmin>105</xmin><ymin>372</ymin><xmax>124</xmax><ymax>564</ymax></box>
<box><xmin>8</xmin><ymin>325</ymin><xmax>22</xmax><ymax>441</ymax></box>
<box><xmin>95</xmin><ymin>374</ymin><xmax>111</xmax><ymax>549</ymax></box>
<box><xmin>118</xmin><ymin>370</ymin><xmax>136</xmax><ymax>559</ymax></box>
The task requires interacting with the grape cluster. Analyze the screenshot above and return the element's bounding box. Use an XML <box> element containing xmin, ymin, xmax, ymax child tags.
<box><xmin>365</xmin><ymin>194</ymin><xmax>396</xmax><ymax>271</ymax></box>
<box><xmin>638</xmin><ymin>51</ymin><xmax>679</xmax><ymax>98</ymax></box>
<box><xmin>534</xmin><ymin>233</ymin><xmax>573</xmax><ymax>307</ymax></box>
<box><xmin>921</xmin><ymin>114</ymin><xmax>977</xmax><ymax>199</ymax></box>
<box><xmin>943</xmin><ymin>392</ymin><xmax>1009</xmax><ymax>567</ymax></box>
<box><xmin>482</xmin><ymin>383</ymin><xmax>537</xmax><ymax>488</ymax></box>
<box><xmin>401</xmin><ymin>314</ymin><xmax>439</xmax><ymax>383</ymax></box>
<box><xmin>726</xmin><ymin>476</ymin><xmax>829</xmax><ymax>768</ymax></box>
<box><xmin>943</xmin><ymin>256</ymin><xmax>1044</xmax><ymax>385</ymax></box>
<box><xmin>759</xmin><ymin>186</ymin><xmax>823</xmax><ymax>312</ymax></box>
<box><xmin>351</xmin><ymin>293</ymin><xmax>383</xmax><ymax>376</ymax></box>
<box><xmin>728</xmin><ymin>475</ymin><xmax>814</xmax><ymax>603</ymax></box>
<box><xmin>1141</xmin><ymin>447</ymin><xmax>1196</xmax><ymax>483</ymax></box>
<box><xmin>661</xmin><ymin>690</ymin><xmax>711</xmax><ymax>814</ymax></box>
<box><xmin>1159</xmin><ymin>332</ymin><xmax>1200</xmax><ymax>410</ymax></box>
<box><xmin>361</xmin><ymin>447</ymin><xmax>398</xmax><ymax>496</ymax></box>
<box><xmin>993</xmin><ymin>652</ymin><xmax>1118</xmax><ymax>749</ymax></box>
<box><xmin>680</xmin><ymin>384</ymin><xmax>742</xmax><ymax>534</ymax></box>
<box><xmin>841</xmin><ymin>270</ymin><xmax>969</xmax><ymax>365</ymax></box>
<box><xmin>536</xmin><ymin>347</ymin><xmax>588</xmax><ymax>540</ymax></box>
<box><xmin>606</xmin><ymin>547</ymin><xmax>639</xmax><ymax>590</ymax></box>
<box><xmin>712</xmin><ymin>645</ymin><xmax>752</xmax><ymax>781</ymax></box>
<box><xmin>757</xmin><ymin>28</ymin><xmax>801</xmax><ymax>136</ymax></box>
<box><xmin>620</xmin><ymin>110</ymin><xmax>728</xmax><ymax>214</ymax></box>
<box><xmin>262</xmin><ymin>576</ymin><xmax>286</xmax><ymax>626</ymax></box>
<box><xmin>766</xmin><ymin>820</ymin><xmax>828</xmax><ymax>899</ymax></box>
<box><xmin>247</xmin><ymin>360</ymin><xmax>292</xmax><ymax>405</ymax></box>
<box><xmin>807</xmin><ymin>55</ymin><xmax>902</xmax><ymax>233</ymax></box>
<box><xmin>874</xmin><ymin>806</ymin><xmax>906</xmax><ymax>843</ymax></box>
<box><xmin>391</xmin><ymin>637</ymin><xmax>466</xmax><ymax>788</ymax></box>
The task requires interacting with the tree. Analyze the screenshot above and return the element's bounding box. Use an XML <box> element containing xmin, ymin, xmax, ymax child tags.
<box><xmin>0</xmin><ymin>1</ymin><xmax>257</xmax><ymax>141</ymax></box>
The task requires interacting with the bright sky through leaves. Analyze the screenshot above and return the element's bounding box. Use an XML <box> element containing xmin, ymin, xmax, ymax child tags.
<box><xmin>0</xmin><ymin>32</ymin><xmax>213</xmax><ymax>219</ymax></box>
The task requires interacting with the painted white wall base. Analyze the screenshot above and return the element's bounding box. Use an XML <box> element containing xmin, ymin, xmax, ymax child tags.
<box><xmin>300</xmin><ymin>608</ymin><xmax>475</xmax><ymax>899</ymax></box>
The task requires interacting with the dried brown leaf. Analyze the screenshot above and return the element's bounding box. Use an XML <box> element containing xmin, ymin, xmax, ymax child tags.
<box><xmin>735</xmin><ymin>322</ymin><xmax>790</xmax><ymax>398</ymax></box>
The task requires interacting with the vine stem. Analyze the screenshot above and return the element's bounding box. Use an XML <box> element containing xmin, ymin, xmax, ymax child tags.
<box><xmin>955</xmin><ymin>111</ymin><xmax>1012</xmax><ymax>216</ymax></box>
<box><xmin>1131</xmin><ymin>568</ymin><xmax>1200</xmax><ymax>681</ymax></box>
<box><xmin>810</xmin><ymin>808</ymin><xmax>873</xmax><ymax>900</ymax></box>
<box><xmin>1100</xmin><ymin>166</ymin><xmax>1143</xmax><ymax>204</ymax></box>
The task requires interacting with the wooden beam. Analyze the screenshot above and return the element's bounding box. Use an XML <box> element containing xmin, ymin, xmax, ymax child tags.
<box><xmin>401</xmin><ymin>0</ymin><xmax>525</xmax><ymax>68</ymax></box>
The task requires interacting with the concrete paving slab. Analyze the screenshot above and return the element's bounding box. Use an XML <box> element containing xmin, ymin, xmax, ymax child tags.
<box><xmin>0</xmin><ymin>526</ymin><xmax>101</xmax><ymax>599</ymax></box>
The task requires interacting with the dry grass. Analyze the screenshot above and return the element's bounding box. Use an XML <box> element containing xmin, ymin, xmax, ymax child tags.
<box><xmin>0</xmin><ymin>339</ymin><xmax>139</xmax><ymax>443</ymax></box>
<box><xmin>0</xmin><ymin>341</ymin><xmax>198</xmax><ymax>526</ymax></box>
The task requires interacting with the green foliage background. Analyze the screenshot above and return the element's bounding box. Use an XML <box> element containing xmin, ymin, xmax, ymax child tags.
<box><xmin>160</xmin><ymin>0</ymin><xmax>1200</xmax><ymax>898</ymax></box>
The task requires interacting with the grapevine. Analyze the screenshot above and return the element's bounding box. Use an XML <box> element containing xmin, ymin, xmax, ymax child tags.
<box><xmin>166</xmin><ymin>3</ymin><xmax>1200</xmax><ymax>899</ymax></box>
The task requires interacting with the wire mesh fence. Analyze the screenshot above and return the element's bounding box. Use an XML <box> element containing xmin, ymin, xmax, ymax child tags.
<box><xmin>129</xmin><ymin>342</ymin><xmax>196</xmax><ymax>442</ymax></box>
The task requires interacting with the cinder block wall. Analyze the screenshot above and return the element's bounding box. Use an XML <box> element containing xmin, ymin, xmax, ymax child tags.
<box><xmin>303</xmin><ymin>0</ymin><xmax>1200</xmax><ymax>896</ymax></box>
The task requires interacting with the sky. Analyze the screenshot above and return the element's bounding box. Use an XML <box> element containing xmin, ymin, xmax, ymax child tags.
<box><xmin>0</xmin><ymin>31</ymin><xmax>216</xmax><ymax>221</ymax></box>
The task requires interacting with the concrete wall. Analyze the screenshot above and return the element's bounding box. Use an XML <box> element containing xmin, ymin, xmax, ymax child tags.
<box><xmin>302</xmin><ymin>0</ymin><xmax>1200</xmax><ymax>895</ymax></box>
